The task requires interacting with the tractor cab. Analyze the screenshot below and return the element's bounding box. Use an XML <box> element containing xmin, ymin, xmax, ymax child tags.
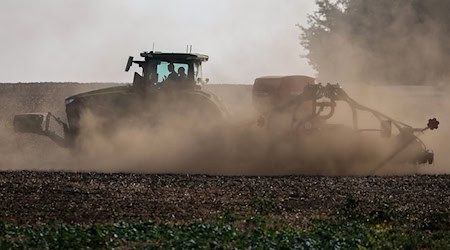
<box><xmin>125</xmin><ymin>51</ymin><xmax>209</xmax><ymax>93</ymax></box>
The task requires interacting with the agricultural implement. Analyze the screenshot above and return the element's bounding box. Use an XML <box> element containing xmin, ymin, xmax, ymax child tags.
<box><xmin>13</xmin><ymin>51</ymin><xmax>439</xmax><ymax>173</ymax></box>
<box><xmin>252</xmin><ymin>76</ymin><xmax>438</xmax><ymax>170</ymax></box>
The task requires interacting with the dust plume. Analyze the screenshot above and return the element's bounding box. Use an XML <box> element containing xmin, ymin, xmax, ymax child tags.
<box><xmin>60</xmin><ymin>105</ymin><xmax>405</xmax><ymax>176</ymax></box>
<box><xmin>0</xmin><ymin>83</ymin><xmax>445</xmax><ymax>176</ymax></box>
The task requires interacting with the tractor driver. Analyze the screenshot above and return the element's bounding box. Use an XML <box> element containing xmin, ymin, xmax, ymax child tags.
<box><xmin>166</xmin><ymin>63</ymin><xmax>178</xmax><ymax>81</ymax></box>
<box><xmin>178</xmin><ymin>67</ymin><xmax>187</xmax><ymax>81</ymax></box>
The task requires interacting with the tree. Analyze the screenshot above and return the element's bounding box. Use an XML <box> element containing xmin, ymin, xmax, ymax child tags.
<box><xmin>300</xmin><ymin>0</ymin><xmax>450</xmax><ymax>85</ymax></box>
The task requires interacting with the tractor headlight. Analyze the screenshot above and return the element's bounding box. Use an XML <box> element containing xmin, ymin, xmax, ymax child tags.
<box><xmin>65</xmin><ymin>98</ymin><xmax>75</xmax><ymax>105</ymax></box>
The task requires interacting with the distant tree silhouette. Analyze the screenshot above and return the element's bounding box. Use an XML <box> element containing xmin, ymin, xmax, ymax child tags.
<box><xmin>300</xmin><ymin>0</ymin><xmax>450</xmax><ymax>85</ymax></box>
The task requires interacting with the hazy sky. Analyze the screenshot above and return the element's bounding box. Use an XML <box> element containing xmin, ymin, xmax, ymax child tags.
<box><xmin>0</xmin><ymin>0</ymin><xmax>316</xmax><ymax>83</ymax></box>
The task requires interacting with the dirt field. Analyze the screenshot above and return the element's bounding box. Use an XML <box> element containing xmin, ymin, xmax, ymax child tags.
<box><xmin>1</xmin><ymin>171</ymin><xmax>449</xmax><ymax>225</ymax></box>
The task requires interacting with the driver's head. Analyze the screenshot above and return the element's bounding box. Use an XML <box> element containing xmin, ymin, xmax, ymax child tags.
<box><xmin>178</xmin><ymin>67</ymin><xmax>186</xmax><ymax>75</ymax></box>
<box><xmin>168</xmin><ymin>63</ymin><xmax>174</xmax><ymax>72</ymax></box>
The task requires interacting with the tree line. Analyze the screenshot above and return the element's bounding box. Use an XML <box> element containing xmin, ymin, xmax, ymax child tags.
<box><xmin>300</xmin><ymin>0</ymin><xmax>450</xmax><ymax>85</ymax></box>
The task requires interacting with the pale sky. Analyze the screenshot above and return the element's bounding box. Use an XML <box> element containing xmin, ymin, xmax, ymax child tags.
<box><xmin>0</xmin><ymin>0</ymin><xmax>316</xmax><ymax>84</ymax></box>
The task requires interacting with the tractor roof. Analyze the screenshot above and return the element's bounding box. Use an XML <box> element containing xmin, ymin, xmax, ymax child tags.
<box><xmin>140</xmin><ymin>51</ymin><xmax>209</xmax><ymax>62</ymax></box>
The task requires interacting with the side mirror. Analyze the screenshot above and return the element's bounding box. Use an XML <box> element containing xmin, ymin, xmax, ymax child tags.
<box><xmin>380</xmin><ymin>120</ymin><xmax>392</xmax><ymax>138</ymax></box>
<box><xmin>125</xmin><ymin>56</ymin><xmax>134</xmax><ymax>72</ymax></box>
<box><xmin>205</xmin><ymin>78</ymin><xmax>209</xmax><ymax>84</ymax></box>
<box><xmin>13</xmin><ymin>113</ymin><xmax>49</xmax><ymax>134</ymax></box>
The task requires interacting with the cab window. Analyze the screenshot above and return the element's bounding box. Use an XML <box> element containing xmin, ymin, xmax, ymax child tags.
<box><xmin>156</xmin><ymin>61</ymin><xmax>189</xmax><ymax>83</ymax></box>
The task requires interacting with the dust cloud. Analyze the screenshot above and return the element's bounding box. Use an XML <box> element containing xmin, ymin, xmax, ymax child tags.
<box><xmin>0</xmin><ymin>83</ymin><xmax>444</xmax><ymax>176</ymax></box>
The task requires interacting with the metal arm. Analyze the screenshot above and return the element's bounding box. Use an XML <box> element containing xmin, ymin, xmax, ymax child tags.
<box><xmin>43</xmin><ymin>112</ymin><xmax>69</xmax><ymax>148</ymax></box>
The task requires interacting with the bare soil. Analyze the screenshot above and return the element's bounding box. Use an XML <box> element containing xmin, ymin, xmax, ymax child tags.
<box><xmin>1</xmin><ymin>171</ymin><xmax>449</xmax><ymax>225</ymax></box>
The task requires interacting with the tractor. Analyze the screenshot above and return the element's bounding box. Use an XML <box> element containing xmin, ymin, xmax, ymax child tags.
<box><xmin>13</xmin><ymin>51</ymin><xmax>229</xmax><ymax>147</ymax></box>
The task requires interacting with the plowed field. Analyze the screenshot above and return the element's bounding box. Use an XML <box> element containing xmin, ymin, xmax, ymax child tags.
<box><xmin>1</xmin><ymin>171</ymin><xmax>449</xmax><ymax>225</ymax></box>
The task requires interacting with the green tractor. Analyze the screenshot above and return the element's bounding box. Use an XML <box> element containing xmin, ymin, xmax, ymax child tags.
<box><xmin>13</xmin><ymin>51</ymin><xmax>229</xmax><ymax>147</ymax></box>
